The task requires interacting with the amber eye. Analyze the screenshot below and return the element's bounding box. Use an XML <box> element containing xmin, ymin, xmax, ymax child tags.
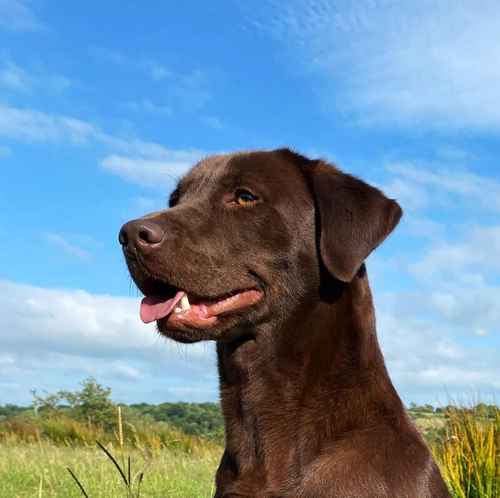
<box><xmin>235</xmin><ymin>189</ymin><xmax>258</xmax><ymax>206</ymax></box>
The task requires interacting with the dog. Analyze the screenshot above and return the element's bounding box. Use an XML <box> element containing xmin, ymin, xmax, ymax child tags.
<box><xmin>119</xmin><ymin>149</ymin><xmax>450</xmax><ymax>498</ymax></box>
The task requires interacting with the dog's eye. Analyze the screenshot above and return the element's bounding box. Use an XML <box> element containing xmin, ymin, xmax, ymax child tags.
<box><xmin>235</xmin><ymin>189</ymin><xmax>258</xmax><ymax>206</ymax></box>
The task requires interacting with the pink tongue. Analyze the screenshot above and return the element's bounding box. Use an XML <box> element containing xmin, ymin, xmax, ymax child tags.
<box><xmin>140</xmin><ymin>291</ymin><xmax>185</xmax><ymax>324</ymax></box>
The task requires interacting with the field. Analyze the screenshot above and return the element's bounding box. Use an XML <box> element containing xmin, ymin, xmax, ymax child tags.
<box><xmin>0</xmin><ymin>383</ymin><xmax>498</xmax><ymax>498</ymax></box>
<box><xmin>0</xmin><ymin>442</ymin><xmax>220</xmax><ymax>498</ymax></box>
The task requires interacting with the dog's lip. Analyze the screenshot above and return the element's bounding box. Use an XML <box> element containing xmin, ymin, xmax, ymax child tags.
<box><xmin>135</xmin><ymin>273</ymin><xmax>264</xmax><ymax>327</ymax></box>
<box><xmin>149</xmin><ymin>287</ymin><xmax>264</xmax><ymax>330</ymax></box>
<box><xmin>127</xmin><ymin>255</ymin><xmax>265</xmax><ymax>329</ymax></box>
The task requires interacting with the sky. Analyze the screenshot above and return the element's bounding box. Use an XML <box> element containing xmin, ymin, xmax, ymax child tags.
<box><xmin>1</xmin><ymin>0</ymin><xmax>499</xmax><ymax>406</ymax></box>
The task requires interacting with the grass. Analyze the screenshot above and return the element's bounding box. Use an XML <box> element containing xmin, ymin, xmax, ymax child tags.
<box><xmin>1</xmin><ymin>405</ymin><xmax>498</xmax><ymax>497</ymax></box>
<box><xmin>0</xmin><ymin>406</ymin><xmax>222</xmax><ymax>498</ymax></box>
<box><xmin>432</xmin><ymin>406</ymin><xmax>499</xmax><ymax>498</ymax></box>
<box><xmin>0</xmin><ymin>442</ymin><xmax>220</xmax><ymax>498</ymax></box>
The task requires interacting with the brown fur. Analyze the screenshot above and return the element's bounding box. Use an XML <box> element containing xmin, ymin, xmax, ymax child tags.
<box><xmin>120</xmin><ymin>149</ymin><xmax>450</xmax><ymax>498</ymax></box>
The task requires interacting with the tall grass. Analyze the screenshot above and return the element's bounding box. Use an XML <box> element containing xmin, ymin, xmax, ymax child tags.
<box><xmin>0</xmin><ymin>410</ymin><xmax>216</xmax><ymax>454</ymax></box>
<box><xmin>0</xmin><ymin>442</ymin><xmax>220</xmax><ymax>498</ymax></box>
<box><xmin>2</xmin><ymin>404</ymin><xmax>499</xmax><ymax>497</ymax></box>
<box><xmin>1</xmin><ymin>406</ymin><xmax>221</xmax><ymax>497</ymax></box>
<box><xmin>433</xmin><ymin>406</ymin><xmax>499</xmax><ymax>498</ymax></box>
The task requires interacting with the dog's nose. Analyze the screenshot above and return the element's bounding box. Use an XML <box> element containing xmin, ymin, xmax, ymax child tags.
<box><xmin>119</xmin><ymin>220</ymin><xmax>165</xmax><ymax>249</ymax></box>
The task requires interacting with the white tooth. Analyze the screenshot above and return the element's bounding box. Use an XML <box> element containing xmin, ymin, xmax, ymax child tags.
<box><xmin>180</xmin><ymin>295</ymin><xmax>191</xmax><ymax>310</ymax></box>
<box><xmin>174</xmin><ymin>307</ymin><xmax>182</xmax><ymax>313</ymax></box>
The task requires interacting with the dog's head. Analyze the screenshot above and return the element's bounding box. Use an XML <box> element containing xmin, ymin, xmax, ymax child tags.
<box><xmin>119</xmin><ymin>149</ymin><xmax>401</xmax><ymax>343</ymax></box>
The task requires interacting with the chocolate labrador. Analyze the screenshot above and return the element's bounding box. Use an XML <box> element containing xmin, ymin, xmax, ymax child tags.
<box><xmin>119</xmin><ymin>149</ymin><xmax>450</xmax><ymax>498</ymax></box>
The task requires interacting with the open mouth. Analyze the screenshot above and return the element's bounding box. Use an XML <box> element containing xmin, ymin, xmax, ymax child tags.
<box><xmin>139</xmin><ymin>278</ymin><xmax>263</xmax><ymax>329</ymax></box>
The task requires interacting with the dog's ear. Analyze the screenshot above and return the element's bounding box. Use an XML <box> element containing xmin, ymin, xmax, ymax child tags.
<box><xmin>304</xmin><ymin>160</ymin><xmax>402</xmax><ymax>282</ymax></box>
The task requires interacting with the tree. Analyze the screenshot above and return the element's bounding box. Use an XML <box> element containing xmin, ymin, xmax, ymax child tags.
<box><xmin>31</xmin><ymin>377</ymin><xmax>116</xmax><ymax>428</ymax></box>
<box><xmin>59</xmin><ymin>377</ymin><xmax>116</xmax><ymax>427</ymax></box>
<box><xmin>31</xmin><ymin>389</ymin><xmax>63</xmax><ymax>415</ymax></box>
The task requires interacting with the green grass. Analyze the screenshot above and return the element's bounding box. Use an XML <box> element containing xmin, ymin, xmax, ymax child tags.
<box><xmin>1</xmin><ymin>405</ymin><xmax>498</xmax><ymax>497</ymax></box>
<box><xmin>432</xmin><ymin>406</ymin><xmax>499</xmax><ymax>498</ymax></box>
<box><xmin>0</xmin><ymin>441</ymin><xmax>221</xmax><ymax>498</ymax></box>
<box><xmin>0</xmin><ymin>406</ymin><xmax>222</xmax><ymax>498</ymax></box>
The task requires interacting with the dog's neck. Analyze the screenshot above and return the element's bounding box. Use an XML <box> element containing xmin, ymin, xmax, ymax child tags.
<box><xmin>216</xmin><ymin>268</ymin><xmax>406</xmax><ymax>486</ymax></box>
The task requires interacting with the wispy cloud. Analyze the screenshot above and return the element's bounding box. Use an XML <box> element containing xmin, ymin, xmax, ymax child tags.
<box><xmin>88</xmin><ymin>46</ymin><xmax>130</xmax><ymax>66</ymax></box>
<box><xmin>252</xmin><ymin>0</ymin><xmax>500</xmax><ymax>132</ymax></box>
<box><xmin>385</xmin><ymin>162</ymin><xmax>500</xmax><ymax>213</ymax></box>
<box><xmin>0</xmin><ymin>0</ymin><xmax>43</xmax><ymax>32</ymax></box>
<box><xmin>89</xmin><ymin>46</ymin><xmax>211</xmax><ymax>112</ymax></box>
<box><xmin>409</xmin><ymin>225</ymin><xmax>500</xmax><ymax>280</ymax></box>
<box><xmin>0</xmin><ymin>60</ymin><xmax>31</xmax><ymax>91</ymax></box>
<box><xmin>44</xmin><ymin>233</ymin><xmax>92</xmax><ymax>260</ymax></box>
<box><xmin>101</xmin><ymin>153</ymin><xmax>202</xmax><ymax>187</ymax></box>
<box><xmin>0</xmin><ymin>103</ymin><xmax>206</xmax><ymax>186</ymax></box>
<box><xmin>124</xmin><ymin>99</ymin><xmax>173</xmax><ymax>116</ymax></box>
<box><xmin>0</xmin><ymin>104</ymin><xmax>96</xmax><ymax>144</ymax></box>
<box><xmin>200</xmin><ymin>115</ymin><xmax>224</xmax><ymax>130</ymax></box>
<box><xmin>378</xmin><ymin>306</ymin><xmax>500</xmax><ymax>402</ymax></box>
<box><xmin>0</xmin><ymin>58</ymin><xmax>72</xmax><ymax>94</ymax></box>
<box><xmin>369</xmin><ymin>155</ymin><xmax>500</xmax><ymax>402</ymax></box>
<box><xmin>145</xmin><ymin>60</ymin><xmax>171</xmax><ymax>81</ymax></box>
<box><xmin>88</xmin><ymin>46</ymin><xmax>172</xmax><ymax>82</ymax></box>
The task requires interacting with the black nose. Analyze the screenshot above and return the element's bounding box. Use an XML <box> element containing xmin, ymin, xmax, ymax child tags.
<box><xmin>119</xmin><ymin>220</ymin><xmax>165</xmax><ymax>249</ymax></box>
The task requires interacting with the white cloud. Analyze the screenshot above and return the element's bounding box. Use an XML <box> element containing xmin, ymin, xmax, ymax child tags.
<box><xmin>475</xmin><ymin>328</ymin><xmax>489</xmax><ymax>337</ymax></box>
<box><xmin>109</xmin><ymin>361</ymin><xmax>143</xmax><ymax>381</ymax></box>
<box><xmin>0</xmin><ymin>104</ymin><xmax>205</xmax><ymax>185</ymax></box>
<box><xmin>0</xmin><ymin>280</ymin><xmax>218</xmax><ymax>404</ymax></box>
<box><xmin>146</xmin><ymin>61</ymin><xmax>171</xmax><ymax>81</ymax></box>
<box><xmin>370</xmin><ymin>155</ymin><xmax>500</xmax><ymax>403</ymax></box>
<box><xmin>387</xmin><ymin>162</ymin><xmax>500</xmax><ymax>213</ymax></box>
<box><xmin>45</xmin><ymin>233</ymin><xmax>91</xmax><ymax>260</ymax></box>
<box><xmin>124</xmin><ymin>99</ymin><xmax>173</xmax><ymax>116</ymax></box>
<box><xmin>0</xmin><ymin>104</ymin><xmax>96</xmax><ymax>144</ymax></box>
<box><xmin>0</xmin><ymin>59</ymin><xmax>71</xmax><ymax>94</ymax></box>
<box><xmin>101</xmin><ymin>154</ymin><xmax>200</xmax><ymax>187</ymax></box>
<box><xmin>0</xmin><ymin>0</ymin><xmax>43</xmax><ymax>32</ymax></box>
<box><xmin>200</xmin><ymin>115</ymin><xmax>224</xmax><ymax>130</ymax></box>
<box><xmin>0</xmin><ymin>60</ymin><xmax>31</xmax><ymax>91</ymax></box>
<box><xmin>2</xmin><ymin>276</ymin><xmax>498</xmax><ymax>406</ymax></box>
<box><xmin>377</xmin><ymin>303</ymin><xmax>500</xmax><ymax>404</ymax></box>
<box><xmin>404</xmin><ymin>217</ymin><xmax>444</xmax><ymax>240</ymax></box>
<box><xmin>410</xmin><ymin>225</ymin><xmax>500</xmax><ymax>279</ymax></box>
<box><xmin>88</xmin><ymin>46</ymin><xmax>131</xmax><ymax>66</ymax></box>
<box><xmin>253</xmin><ymin>0</ymin><xmax>500</xmax><ymax>131</ymax></box>
<box><xmin>89</xmin><ymin>46</ymin><xmax>172</xmax><ymax>82</ymax></box>
<box><xmin>382</xmin><ymin>176</ymin><xmax>430</xmax><ymax>212</ymax></box>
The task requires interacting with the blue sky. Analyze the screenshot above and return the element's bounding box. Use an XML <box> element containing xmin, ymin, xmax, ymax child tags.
<box><xmin>1</xmin><ymin>0</ymin><xmax>499</xmax><ymax>406</ymax></box>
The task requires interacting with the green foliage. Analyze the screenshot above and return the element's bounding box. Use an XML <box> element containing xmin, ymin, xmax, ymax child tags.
<box><xmin>59</xmin><ymin>377</ymin><xmax>116</xmax><ymax>428</ymax></box>
<box><xmin>11</xmin><ymin>379</ymin><xmax>225</xmax><ymax>441</ymax></box>
<box><xmin>31</xmin><ymin>389</ymin><xmax>63</xmax><ymax>414</ymax></box>
<box><xmin>0</xmin><ymin>404</ymin><xmax>27</xmax><ymax>420</ymax></box>
<box><xmin>432</xmin><ymin>405</ymin><xmax>499</xmax><ymax>498</ymax></box>
<box><xmin>129</xmin><ymin>402</ymin><xmax>224</xmax><ymax>442</ymax></box>
<box><xmin>0</xmin><ymin>411</ymin><xmax>217</xmax><ymax>455</ymax></box>
<box><xmin>31</xmin><ymin>377</ymin><xmax>117</xmax><ymax>429</ymax></box>
<box><xmin>2</xmin><ymin>386</ymin><xmax>499</xmax><ymax>497</ymax></box>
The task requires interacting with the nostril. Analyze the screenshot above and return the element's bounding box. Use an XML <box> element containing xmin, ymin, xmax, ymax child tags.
<box><xmin>137</xmin><ymin>223</ymin><xmax>164</xmax><ymax>245</ymax></box>
<box><xmin>138</xmin><ymin>229</ymin><xmax>151</xmax><ymax>243</ymax></box>
<box><xmin>118</xmin><ymin>227</ymin><xmax>128</xmax><ymax>246</ymax></box>
<box><xmin>120</xmin><ymin>220</ymin><xmax>164</xmax><ymax>248</ymax></box>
